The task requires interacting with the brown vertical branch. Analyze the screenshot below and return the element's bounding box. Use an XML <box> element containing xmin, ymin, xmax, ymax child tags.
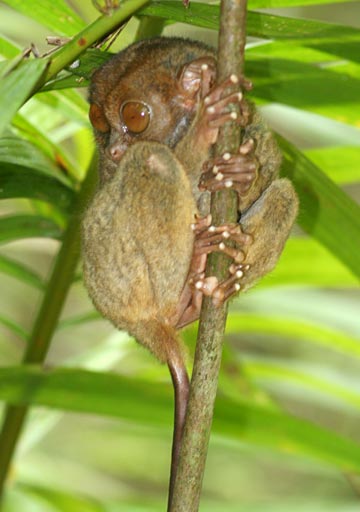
<box><xmin>169</xmin><ymin>1</ymin><xmax>248</xmax><ymax>511</ymax></box>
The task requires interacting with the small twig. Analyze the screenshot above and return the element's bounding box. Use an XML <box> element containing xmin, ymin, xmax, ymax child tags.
<box><xmin>46</xmin><ymin>36</ymin><xmax>71</xmax><ymax>47</ymax></box>
<box><xmin>97</xmin><ymin>24</ymin><xmax>125</xmax><ymax>50</ymax></box>
<box><xmin>170</xmin><ymin>0</ymin><xmax>248</xmax><ymax>510</ymax></box>
<box><xmin>92</xmin><ymin>0</ymin><xmax>120</xmax><ymax>15</ymax></box>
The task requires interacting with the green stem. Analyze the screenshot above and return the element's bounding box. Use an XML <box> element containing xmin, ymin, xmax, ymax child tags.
<box><xmin>29</xmin><ymin>0</ymin><xmax>149</xmax><ymax>96</ymax></box>
<box><xmin>0</xmin><ymin>157</ymin><xmax>98</xmax><ymax>497</ymax></box>
<box><xmin>0</xmin><ymin>1</ymin><xmax>150</xmax><ymax>492</ymax></box>
<box><xmin>170</xmin><ymin>0</ymin><xmax>248</xmax><ymax>510</ymax></box>
<box><xmin>135</xmin><ymin>16</ymin><xmax>165</xmax><ymax>40</ymax></box>
<box><xmin>46</xmin><ymin>0</ymin><xmax>149</xmax><ymax>80</ymax></box>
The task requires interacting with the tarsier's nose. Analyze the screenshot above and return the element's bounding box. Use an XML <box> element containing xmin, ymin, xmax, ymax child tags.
<box><xmin>108</xmin><ymin>141</ymin><xmax>126</xmax><ymax>163</ymax></box>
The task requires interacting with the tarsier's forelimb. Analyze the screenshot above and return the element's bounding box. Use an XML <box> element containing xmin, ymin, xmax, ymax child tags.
<box><xmin>238</xmin><ymin>178</ymin><xmax>298</xmax><ymax>291</ymax></box>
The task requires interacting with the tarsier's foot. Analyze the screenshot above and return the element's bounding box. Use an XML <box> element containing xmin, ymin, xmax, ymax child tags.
<box><xmin>191</xmin><ymin>216</ymin><xmax>252</xmax><ymax>307</ymax></box>
<box><xmin>189</xmin><ymin>214</ymin><xmax>252</xmax><ymax>274</ymax></box>
<box><xmin>193</xmin><ymin>263</ymin><xmax>250</xmax><ymax>307</ymax></box>
<box><xmin>199</xmin><ymin>138</ymin><xmax>258</xmax><ymax>196</ymax></box>
<box><xmin>174</xmin><ymin>215</ymin><xmax>252</xmax><ymax>327</ymax></box>
<box><xmin>191</xmin><ymin>178</ymin><xmax>299</xmax><ymax>307</ymax></box>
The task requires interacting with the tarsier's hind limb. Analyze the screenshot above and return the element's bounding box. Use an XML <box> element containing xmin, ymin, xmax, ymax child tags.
<box><xmin>174</xmin><ymin>216</ymin><xmax>253</xmax><ymax>328</ymax></box>
<box><xmin>238</xmin><ymin>177</ymin><xmax>299</xmax><ymax>292</ymax></box>
<box><xmin>186</xmin><ymin>178</ymin><xmax>299</xmax><ymax>307</ymax></box>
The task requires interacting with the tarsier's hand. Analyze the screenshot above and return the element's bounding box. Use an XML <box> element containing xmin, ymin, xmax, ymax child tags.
<box><xmin>194</xmin><ymin>69</ymin><xmax>252</xmax><ymax>147</ymax></box>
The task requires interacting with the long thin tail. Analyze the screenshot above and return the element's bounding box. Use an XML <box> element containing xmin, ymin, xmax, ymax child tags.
<box><xmin>167</xmin><ymin>355</ymin><xmax>190</xmax><ymax>511</ymax></box>
<box><xmin>130</xmin><ymin>320</ymin><xmax>190</xmax><ymax>511</ymax></box>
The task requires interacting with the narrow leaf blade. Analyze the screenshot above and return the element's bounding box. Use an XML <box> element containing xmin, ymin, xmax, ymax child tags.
<box><xmin>0</xmin><ymin>255</ymin><xmax>45</xmax><ymax>290</ymax></box>
<box><xmin>280</xmin><ymin>137</ymin><xmax>360</xmax><ymax>279</ymax></box>
<box><xmin>0</xmin><ymin>215</ymin><xmax>62</xmax><ymax>244</ymax></box>
<box><xmin>1</xmin><ymin>366</ymin><xmax>360</xmax><ymax>472</ymax></box>
<box><xmin>1</xmin><ymin>0</ymin><xmax>85</xmax><ymax>35</ymax></box>
<box><xmin>0</xmin><ymin>58</ymin><xmax>48</xmax><ymax>136</ymax></box>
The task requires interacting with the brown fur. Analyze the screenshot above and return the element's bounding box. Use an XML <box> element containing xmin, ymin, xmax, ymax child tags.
<box><xmin>82</xmin><ymin>141</ymin><xmax>196</xmax><ymax>361</ymax></box>
<box><xmin>82</xmin><ymin>37</ymin><xmax>298</xmax><ymax>510</ymax></box>
<box><xmin>83</xmin><ymin>34</ymin><xmax>299</xmax><ymax>358</ymax></box>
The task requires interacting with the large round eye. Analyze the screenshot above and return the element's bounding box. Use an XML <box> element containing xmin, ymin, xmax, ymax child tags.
<box><xmin>120</xmin><ymin>101</ymin><xmax>150</xmax><ymax>134</ymax></box>
<box><xmin>89</xmin><ymin>103</ymin><xmax>110</xmax><ymax>133</ymax></box>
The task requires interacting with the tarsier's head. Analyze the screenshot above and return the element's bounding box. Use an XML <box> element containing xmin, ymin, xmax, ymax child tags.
<box><xmin>89</xmin><ymin>37</ymin><xmax>216</xmax><ymax>183</ymax></box>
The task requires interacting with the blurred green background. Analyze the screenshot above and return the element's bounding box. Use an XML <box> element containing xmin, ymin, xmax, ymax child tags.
<box><xmin>0</xmin><ymin>0</ymin><xmax>359</xmax><ymax>510</ymax></box>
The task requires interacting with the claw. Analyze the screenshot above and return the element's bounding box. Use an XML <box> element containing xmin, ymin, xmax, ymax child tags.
<box><xmin>194</xmin><ymin>276</ymin><xmax>218</xmax><ymax>296</ymax></box>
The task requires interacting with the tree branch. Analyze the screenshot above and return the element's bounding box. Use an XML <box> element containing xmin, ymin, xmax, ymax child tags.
<box><xmin>170</xmin><ymin>1</ymin><xmax>248</xmax><ymax>510</ymax></box>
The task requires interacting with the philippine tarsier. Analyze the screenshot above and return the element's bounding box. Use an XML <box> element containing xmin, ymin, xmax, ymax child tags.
<box><xmin>82</xmin><ymin>37</ymin><xmax>298</xmax><ymax>508</ymax></box>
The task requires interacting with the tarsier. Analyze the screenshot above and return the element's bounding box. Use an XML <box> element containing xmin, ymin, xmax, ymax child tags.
<box><xmin>82</xmin><ymin>37</ymin><xmax>298</xmax><ymax>509</ymax></box>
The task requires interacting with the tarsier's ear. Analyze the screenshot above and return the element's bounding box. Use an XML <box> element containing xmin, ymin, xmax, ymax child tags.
<box><xmin>178</xmin><ymin>56</ymin><xmax>217</xmax><ymax>99</ymax></box>
<box><xmin>89</xmin><ymin>103</ymin><xmax>110</xmax><ymax>133</ymax></box>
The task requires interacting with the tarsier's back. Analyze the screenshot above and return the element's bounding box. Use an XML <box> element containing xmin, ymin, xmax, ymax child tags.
<box><xmin>82</xmin><ymin>141</ymin><xmax>196</xmax><ymax>336</ymax></box>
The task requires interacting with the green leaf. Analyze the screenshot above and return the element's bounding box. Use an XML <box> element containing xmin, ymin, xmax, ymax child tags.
<box><xmin>263</xmin><ymin>238</ymin><xmax>358</xmax><ymax>288</ymax></box>
<box><xmin>247</xmin><ymin>39</ymin><xmax>358</xmax><ymax>71</ymax></box>
<box><xmin>41</xmin><ymin>73</ymin><xmax>89</xmax><ymax>92</ymax></box>
<box><xmin>1</xmin><ymin>0</ymin><xmax>85</xmax><ymax>36</ymax></box>
<box><xmin>280</xmin><ymin>138</ymin><xmax>360</xmax><ymax>280</ymax></box>
<box><xmin>0</xmin><ymin>314</ymin><xmax>28</xmax><ymax>341</ymax></box>
<box><xmin>247</xmin><ymin>10</ymin><xmax>360</xmax><ymax>48</ymax></box>
<box><xmin>0</xmin><ymin>36</ymin><xmax>20</xmax><ymax>59</ymax></box>
<box><xmin>0</xmin><ymin>58</ymin><xmax>48</xmax><ymax>137</ymax></box>
<box><xmin>139</xmin><ymin>2</ymin><xmax>360</xmax><ymax>63</ymax></box>
<box><xmin>0</xmin><ymin>366</ymin><xmax>172</xmax><ymax>426</ymax></box>
<box><xmin>1</xmin><ymin>366</ymin><xmax>360</xmax><ymax>472</ymax></box>
<box><xmin>41</xmin><ymin>48</ymin><xmax>114</xmax><ymax>91</ymax></box>
<box><xmin>58</xmin><ymin>311</ymin><xmax>101</xmax><ymax>330</ymax></box>
<box><xmin>247</xmin><ymin>57</ymin><xmax>360</xmax><ymax>125</ymax></box>
<box><xmin>246</xmin><ymin>361</ymin><xmax>360</xmax><ymax>410</ymax></box>
<box><xmin>0</xmin><ymin>170</ymin><xmax>73</xmax><ymax>213</ymax></box>
<box><xmin>41</xmin><ymin>49</ymin><xmax>113</xmax><ymax>92</ymax></box>
<box><xmin>34</xmin><ymin>89</ymin><xmax>89</xmax><ymax>126</ymax></box>
<box><xmin>0</xmin><ymin>135</ymin><xmax>73</xmax><ymax>181</ymax></box>
<box><xmin>226</xmin><ymin>313</ymin><xmax>360</xmax><ymax>359</ymax></box>
<box><xmin>12</xmin><ymin>115</ymin><xmax>80</xmax><ymax>183</ymax></box>
<box><xmin>66</xmin><ymin>48</ymin><xmax>113</xmax><ymax>81</ymax></box>
<box><xmin>0</xmin><ymin>254</ymin><xmax>44</xmax><ymax>290</ymax></box>
<box><xmin>13</xmin><ymin>485</ymin><xmax>104</xmax><ymax>512</ymax></box>
<box><xmin>213</xmin><ymin>397</ymin><xmax>360</xmax><ymax>472</ymax></box>
<box><xmin>304</xmin><ymin>147</ymin><xmax>360</xmax><ymax>184</ymax></box>
<box><xmin>249</xmin><ymin>0</ymin><xmax>359</xmax><ymax>7</ymax></box>
<box><xmin>0</xmin><ymin>215</ymin><xmax>62</xmax><ymax>244</ymax></box>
